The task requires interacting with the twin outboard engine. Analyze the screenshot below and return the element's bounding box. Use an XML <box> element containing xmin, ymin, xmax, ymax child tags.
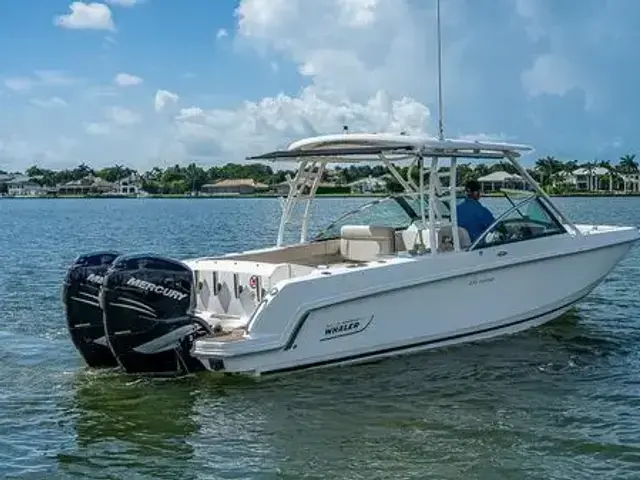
<box><xmin>63</xmin><ymin>252</ymin><xmax>212</xmax><ymax>376</ymax></box>
<box><xmin>63</xmin><ymin>251</ymin><xmax>122</xmax><ymax>368</ymax></box>
<box><xmin>100</xmin><ymin>254</ymin><xmax>211</xmax><ymax>375</ymax></box>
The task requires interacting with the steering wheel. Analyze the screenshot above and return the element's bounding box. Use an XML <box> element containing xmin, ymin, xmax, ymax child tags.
<box><xmin>492</xmin><ymin>217</ymin><xmax>553</xmax><ymax>242</ymax></box>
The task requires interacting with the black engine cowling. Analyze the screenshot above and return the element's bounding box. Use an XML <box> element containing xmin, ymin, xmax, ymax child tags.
<box><xmin>100</xmin><ymin>254</ymin><xmax>211</xmax><ymax>376</ymax></box>
<box><xmin>63</xmin><ymin>251</ymin><xmax>122</xmax><ymax>368</ymax></box>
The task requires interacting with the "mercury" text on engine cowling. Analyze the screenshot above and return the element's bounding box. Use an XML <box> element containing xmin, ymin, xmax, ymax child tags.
<box><xmin>125</xmin><ymin>277</ymin><xmax>189</xmax><ymax>301</ymax></box>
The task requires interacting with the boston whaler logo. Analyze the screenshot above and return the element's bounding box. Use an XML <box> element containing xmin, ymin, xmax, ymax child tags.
<box><xmin>126</xmin><ymin>277</ymin><xmax>189</xmax><ymax>301</ymax></box>
<box><xmin>321</xmin><ymin>315</ymin><xmax>374</xmax><ymax>341</ymax></box>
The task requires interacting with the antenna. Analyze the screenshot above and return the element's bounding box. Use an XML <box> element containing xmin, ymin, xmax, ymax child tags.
<box><xmin>436</xmin><ymin>0</ymin><xmax>445</xmax><ymax>141</ymax></box>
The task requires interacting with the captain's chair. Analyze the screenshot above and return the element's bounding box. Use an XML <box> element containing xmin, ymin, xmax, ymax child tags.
<box><xmin>340</xmin><ymin>225</ymin><xmax>396</xmax><ymax>262</ymax></box>
<box><xmin>437</xmin><ymin>225</ymin><xmax>472</xmax><ymax>252</ymax></box>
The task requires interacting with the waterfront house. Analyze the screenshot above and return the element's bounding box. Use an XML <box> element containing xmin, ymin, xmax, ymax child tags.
<box><xmin>570</xmin><ymin>167</ymin><xmax>614</xmax><ymax>192</ymax></box>
<box><xmin>116</xmin><ymin>174</ymin><xmax>144</xmax><ymax>195</ymax></box>
<box><xmin>6</xmin><ymin>175</ymin><xmax>47</xmax><ymax>196</ymax></box>
<box><xmin>477</xmin><ymin>171</ymin><xmax>526</xmax><ymax>192</ymax></box>
<box><xmin>347</xmin><ymin>176</ymin><xmax>387</xmax><ymax>194</ymax></box>
<box><xmin>200</xmin><ymin>178</ymin><xmax>269</xmax><ymax>195</ymax></box>
<box><xmin>56</xmin><ymin>175</ymin><xmax>117</xmax><ymax>195</ymax></box>
<box><xmin>620</xmin><ymin>173</ymin><xmax>640</xmax><ymax>193</ymax></box>
<box><xmin>272</xmin><ymin>180</ymin><xmax>344</xmax><ymax>196</ymax></box>
<box><xmin>0</xmin><ymin>173</ymin><xmax>13</xmax><ymax>194</ymax></box>
<box><xmin>57</xmin><ymin>178</ymin><xmax>92</xmax><ymax>195</ymax></box>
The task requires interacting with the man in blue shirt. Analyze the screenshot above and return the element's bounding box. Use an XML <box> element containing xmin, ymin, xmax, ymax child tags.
<box><xmin>456</xmin><ymin>179</ymin><xmax>495</xmax><ymax>243</ymax></box>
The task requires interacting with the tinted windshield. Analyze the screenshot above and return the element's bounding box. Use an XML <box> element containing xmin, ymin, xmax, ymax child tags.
<box><xmin>404</xmin><ymin>194</ymin><xmax>451</xmax><ymax>220</ymax></box>
<box><xmin>313</xmin><ymin>194</ymin><xmax>451</xmax><ymax>240</ymax></box>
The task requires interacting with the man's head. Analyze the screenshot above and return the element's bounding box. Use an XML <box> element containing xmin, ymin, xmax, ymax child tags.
<box><xmin>465</xmin><ymin>179</ymin><xmax>482</xmax><ymax>200</ymax></box>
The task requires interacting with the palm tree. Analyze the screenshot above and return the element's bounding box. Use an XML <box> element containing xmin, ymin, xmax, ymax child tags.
<box><xmin>564</xmin><ymin>160</ymin><xmax>579</xmax><ymax>172</ymax></box>
<box><xmin>456</xmin><ymin>163</ymin><xmax>474</xmax><ymax>184</ymax></box>
<box><xmin>72</xmin><ymin>162</ymin><xmax>94</xmax><ymax>181</ymax></box>
<box><xmin>579</xmin><ymin>161</ymin><xmax>596</xmax><ymax>191</ymax></box>
<box><xmin>597</xmin><ymin>160</ymin><xmax>616</xmax><ymax>191</ymax></box>
<box><xmin>473</xmin><ymin>164</ymin><xmax>490</xmax><ymax>179</ymax></box>
<box><xmin>534</xmin><ymin>156</ymin><xmax>564</xmax><ymax>187</ymax></box>
<box><xmin>618</xmin><ymin>154</ymin><xmax>638</xmax><ymax>174</ymax></box>
<box><xmin>617</xmin><ymin>154</ymin><xmax>638</xmax><ymax>193</ymax></box>
<box><xmin>490</xmin><ymin>161</ymin><xmax>518</xmax><ymax>175</ymax></box>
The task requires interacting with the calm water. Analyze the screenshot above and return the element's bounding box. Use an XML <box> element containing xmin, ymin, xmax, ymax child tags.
<box><xmin>1</xmin><ymin>196</ymin><xmax>640</xmax><ymax>479</ymax></box>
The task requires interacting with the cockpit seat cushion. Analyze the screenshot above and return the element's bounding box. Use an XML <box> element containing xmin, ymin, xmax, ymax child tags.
<box><xmin>437</xmin><ymin>225</ymin><xmax>472</xmax><ymax>251</ymax></box>
<box><xmin>400</xmin><ymin>224</ymin><xmax>472</xmax><ymax>253</ymax></box>
<box><xmin>339</xmin><ymin>225</ymin><xmax>396</xmax><ymax>262</ymax></box>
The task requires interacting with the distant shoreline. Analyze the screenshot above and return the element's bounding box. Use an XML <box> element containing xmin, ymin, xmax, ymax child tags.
<box><xmin>3</xmin><ymin>191</ymin><xmax>640</xmax><ymax>200</ymax></box>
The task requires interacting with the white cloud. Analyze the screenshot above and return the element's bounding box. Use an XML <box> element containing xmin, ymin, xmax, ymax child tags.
<box><xmin>4</xmin><ymin>77</ymin><xmax>34</xmax><ymax>92</ymax></box>
<box><xmin>149</xmin><ymin>0</ymin><xmax>548</xmax><ymax>164</ymax></box>
<box><xmin>105</xmin><ymin>0</ymin><xmax>140</xmax><ymax>6</ymax></box>
<box><xmin>176</xmin><ymin>107</ymin><xmax>205</xmax><ymax>120</ymax></box>
<box><xmin>233</xmin><ymin>0</ymin><xmax>438</xmax><ymax>101</ymax></box>
<box><xmin>159</xmin><ymin>0</ymin><xmax>442</xmax><ymax>162</ymax></box>
<box><xmin>54</xmin><ymin>2</ymin><xmax>115</xmax><ymax>31</ymax></box>
<box><xmin>520</xmin><ymin>53</ymin><xmax>595</xmax><ymax>110</ymax></box>
<box><xmin>521</xmin><ymin>53</ymin><xmax>577</xmax><ymax>98</ymax></box>
<box><xmin>0</xmin><ymin>137</ymin><xmax>31</xmax><ymax>168</ymax></box>
<box><xmin>515</xmin><ymin>0</ymin><xmax>543</xmax><ymax>40</ymax></box>
<box><xmin>85</xmin><ymin>122</ymin><xmax>111</xmax><ymax>136</ymax></box>
<box><xmin>114</xmin><ymin>72</ymin><xmax>143</xmax><ymax>86</ymax></box>
<box><xmin>154</xmin><ymin>89</ymin><xmax>179</xmax><ymax>112</ymax></box>
<box><xmin>216</xmin><ymin>28</ymin><xmax>228</xmax><ymax>39</ymax></box>
<box><xmin>0</xmin><ymin>135</ymin><xmax>78</xmax><ymax>170</ymax></box>
<box><xmin>33</xmin><ymin>70</ymin><xmax>80</xmax><ymax>87</ymax></box>
<box><xmin>106</xmin><ymin>106</ymin><xmax>141</xmax><ymax>125</ymax></box>
<box><xmin>30</xmin><ymin>97</ymin><xmax>68</xmax><ymax>108</ymax></box>
<box><xmin>3</xmin><ymin>70</ymin><xmax>80</xmax><ymax>92</ymax></box>
<box><xmin>4</xmin><ymin>0</ymin><xmax>630</xmax><ymax>171</ymax></box>
<box><xmin>335</xmin><ymin>0</ymin><xmax>379</xmax><ymax>27</ymax></box>
<box><xmin>172</xmin><ymin>87</ymin><xmax>430</xmax><ymax>161</ymax></box>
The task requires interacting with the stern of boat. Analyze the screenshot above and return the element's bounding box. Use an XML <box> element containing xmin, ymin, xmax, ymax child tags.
<box><xmin>189</xmin><ymin>257</ymin><xmax>316</xmax><ymax>332</ymax></box>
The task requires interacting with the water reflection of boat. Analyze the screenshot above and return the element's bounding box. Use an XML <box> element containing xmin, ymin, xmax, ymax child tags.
<box><xmin>59</xmin><ymin>373</ymin><xmax>201</xmax><ymax>478</ymax></box>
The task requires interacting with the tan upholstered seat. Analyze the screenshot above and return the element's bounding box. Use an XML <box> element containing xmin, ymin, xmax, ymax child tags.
<box><xmin>437</xmin><ymin>225</ymin><xmax>471</xmax><ymax>251</ymax></box>
<box><xmin>398</xmin><ymin>224</ymin><xmax>471</xmax><ymax>253</ymax></box>
<box><xmin>340</xmin><ymin>225</ymin><xmax>396</xmax><ymax>262</ymax></box>
<box><xmin>400</xmin><ymin>225</ymin><xmax>430</xmax><ymax>253</ymax></box>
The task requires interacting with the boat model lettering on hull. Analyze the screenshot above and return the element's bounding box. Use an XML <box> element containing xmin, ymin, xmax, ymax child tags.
<box><xmin>468</xmin><ymin>276</ymin><xmax>495</xmax><ymax>286</ymax></box>
<box><xmin>125</xmin><ymin>277</ymin><xmax>189</xmax><ymax>301</ymax></box>
<box><xmin>322</xmin><ymin>315</ymin><xmax>374</xmax><ymax>341</ymax></box>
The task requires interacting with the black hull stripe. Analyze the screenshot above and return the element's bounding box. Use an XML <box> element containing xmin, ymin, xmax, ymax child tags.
<box><xmin>261</xmin><ymin>290</ymin><xmax>592</xmax><ymax>376</ymax></box>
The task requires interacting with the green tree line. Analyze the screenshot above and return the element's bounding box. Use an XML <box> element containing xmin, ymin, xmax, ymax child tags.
<box><xmin>1</xmin><ymin>153</ymin><xmax>637</xmax><ymax>195</ymax></box>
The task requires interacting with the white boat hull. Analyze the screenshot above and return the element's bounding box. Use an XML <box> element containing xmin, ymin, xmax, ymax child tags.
<box><xmin>192</xmin><ymin>229</ymin><xmax>636</xmax><ymax>377</ymax></box>
<box><xmin>60</xmin><ymin>130</ymin><xmax>640</xmax><ymax>379</ymax></box>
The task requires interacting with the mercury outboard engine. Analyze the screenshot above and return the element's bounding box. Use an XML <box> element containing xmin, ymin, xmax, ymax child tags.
<box><xmin>100</xmin><ymin>254</ymin><xmax>212</xmax><ymax>376</ymax></box>
<box><xmin>62</xmin><ymin>251</ymin><xmax>122</xmax><ymax>368</ymax></box>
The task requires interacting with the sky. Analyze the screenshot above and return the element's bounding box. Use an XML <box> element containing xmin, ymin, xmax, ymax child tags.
<box><xmin>0</xmin><ymin>0</ymin><xmax>638</xmax><ymax>173</ymax></box>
